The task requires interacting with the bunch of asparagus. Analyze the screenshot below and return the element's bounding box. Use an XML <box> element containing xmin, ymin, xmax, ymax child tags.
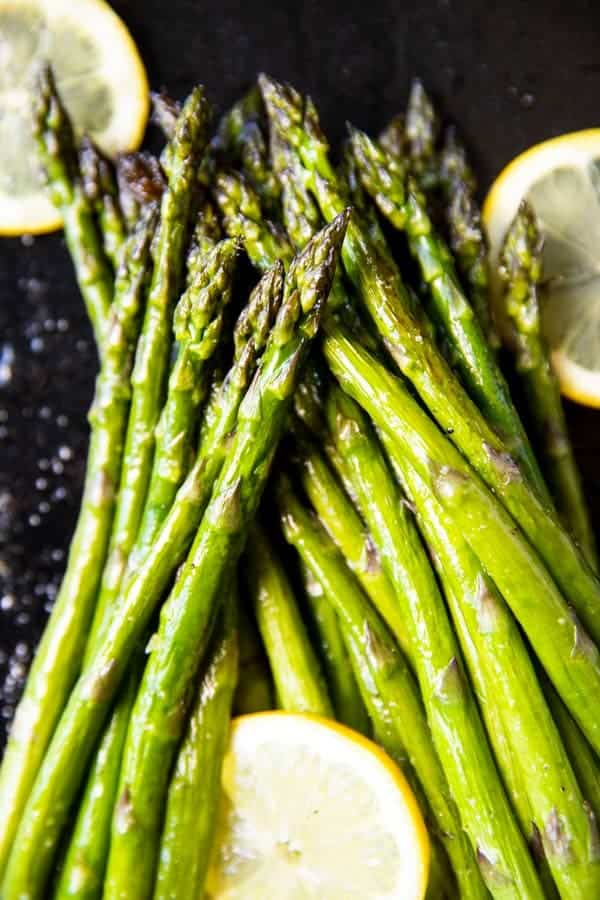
<box><xmin>0</xmin><ymin>66</ymin><xmax>599</xmax><ymax>900</ymax></box>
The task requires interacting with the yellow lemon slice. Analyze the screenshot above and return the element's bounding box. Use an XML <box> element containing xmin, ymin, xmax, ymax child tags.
<box><xmin>484</xmin><ymin>130</ymin><xmax>600</xmax><ymax>407</ymax></box>
<box><xmin>0</xmin><ymin>0</ymin><xmax>149</xmax><ymax>235</ymax></box>
<box><xmin>206</xmin><ymin>712</ymin><xmax>430</xmax><ymax>900</ymax></box>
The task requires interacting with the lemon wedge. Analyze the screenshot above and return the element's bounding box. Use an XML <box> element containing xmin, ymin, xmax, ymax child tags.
<box><xmin>484</xmin><ymin>130</ymin><xmax>600</xmax><ymax>407</ymax></box>
<box><xmin>206</xmin><ymin>712</ymin><xmax>430</xmax><ymax>900</ymax></box>
<box><xmin>0</xmin><ymin>0</ymin><xmax>149</xmax><ymax>235</ymax></box>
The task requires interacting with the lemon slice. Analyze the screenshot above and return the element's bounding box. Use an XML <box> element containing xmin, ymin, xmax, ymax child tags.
<box><xmin>0</xmin><ymin>0</ymin><xmax>149</xmax><ymax>235</ymax></box>
<box><xmin>206</xmin><ymin>712</ymin><xmax>429</xmax><ymax>900</ymax></box>
<box><xmin>483</xmin><ymin>130</ymin><xmax>600</xmax><ymax>407</ymax></box>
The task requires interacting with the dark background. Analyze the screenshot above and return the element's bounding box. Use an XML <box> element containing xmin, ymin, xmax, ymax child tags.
<box><xmin>2</xmin><ymin>0</ymin><xmax>600</xmax><ymax>743</ymax></box>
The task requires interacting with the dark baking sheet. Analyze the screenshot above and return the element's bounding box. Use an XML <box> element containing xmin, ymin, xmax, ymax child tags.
<box><xmin>2</xmin><ymin>0</ymin><xmax>600</xmax><ymax>745</ymax></box>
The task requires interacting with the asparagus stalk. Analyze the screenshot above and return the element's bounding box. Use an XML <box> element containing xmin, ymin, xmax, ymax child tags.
<box><xmin>245</xmin><ymin>525</ymin><xmax>333</xmax><ymax>715</ymax></box>
<box><xmin>125</xmin><ymin>233</ymin><xmax>238</xmax><ymax>575</ymax></box>
<box><xmin>292</xmin><ymin>422</ymin><xmax>412</xmax><ymax>661</ymax></box>
<box><xmin>378</xmin><ymin>112</ymin><xmax>408</xmax><ymax>162</ymax></box>
<box><xmin>85</xmin><ymin>89</ymin><xmax>213</xmax><ymax>652</ymax></box>
<box><xmin>233</xmin><ymin>601</ymin><xmax>275</xmax><ymax>714</ymax></box>
<box><xmin>55</xmin><ymin>228</ymin><xmax>238</xmax><ymax>900</ymax></box>
<box><xmin>543</xmin><ymin>679</ymin><xmax>600</xmax><ymax>824</ymax></box>
<box><xmin>276</xmin><ymin>475</ymin><xmax>489</xmax><ymax>900</ymax></box>
<box><xmin>347</xmin><ymin>125</ymin><xmax>547</xmax><ymax>498</ymax></box>
<box><xmin>300</xmin><ymin>562</ymin><xmax>371</xmax><ymax>733</ymax></box>
<box><xmin>0</xmin><ymin>207</ymin><xmax>156</xmax><ymax>882</ymax></box>
<box><xmin>116</xmin><ymin>152</ymin><xmax>166</xmax><ymax>231</ymax></box>
<box><xmin>102</xmin><ymin>214</ymin><xmax>348</xmax><ymax>900</ymax></box>
<box><xmin>1</xmin><ymin>262</ymin><xmax>285</xmax><ymax>899</ymax></box>
<box><xmin>382</xmin><ymin>442</ymin><xmax>600</xmax><ymax>898</ymax></box>
<box><xmin>320</xmin><ymin>383</ymin><xmax>544</xmax><ymax>899</ymax></box>
<box><xmin>405</xmin><ymin>79</ymin><xmax>439</xmax><ymax>191</ymax></box>
<box><xmin>33</xmin><ymin>66</ymin><xmax>114</xmax><ymax>353</ymax></box>
<box><xmin>214</xmin><ymin>85</ymin><xmax>281</xmax><ymax>215</ymax></box>
<box><xmin>53</xmin><ymin>661</ymin><xmax>142</xmax><ymax>900</ymax></box>
<box><xmin>150</xmin><ymin>90</ymin><xmax>181</xmax><ymax>140</ymax></box>
<box><xmin>258</xmin><ymin>76</ymin><xmax>600</xmax><ymax>650</ymax></box>
<box><xmin>154</xmin><ymin>587</ymin><xmax>239</xmax><ymax>900</ymax></box>
<box><xmin>322</xmin><ymin>328</ymin><xmax>600</xmax><ymax>754</ymax></box>
<box><xmin>438</xmin><ymin>125</ymin><xmax>477</xmax><ymax>193</ymax></box>
<box><xmin>437</xmin><ymin>127</ymin><xmax>500</xmax><ymax>349</ymax></box>
<box><xmin>79</xmin><ymin>137</ymin><xmax>127</xmax><ymax>270</ymax></box>
<box><xmin>214</xmin><ymin>169</ymin><xmax>295</xmax><ymax>269</ymax></box>
<box><xmin>499</xmin><ymin>201</ymin><xmax>597</xmax><ymax>566</ymax></box>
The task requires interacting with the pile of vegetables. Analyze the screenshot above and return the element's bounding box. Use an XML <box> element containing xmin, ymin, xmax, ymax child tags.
<box><xmin>0</xmin><ymin>67</ymin><xmax>598</xmax><ymax>900</ymax></box>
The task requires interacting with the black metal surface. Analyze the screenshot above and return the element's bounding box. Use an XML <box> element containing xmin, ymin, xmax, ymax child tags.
<box><xmin>1</xmin><ymin>0</ymin><xmax>600</xmax><ymax>744</ymax></box>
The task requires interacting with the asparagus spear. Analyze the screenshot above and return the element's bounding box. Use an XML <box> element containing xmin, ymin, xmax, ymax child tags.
<box><xmin>437</xmin><ymin>127</ymin><xmax>500</xmax><ymax>349</ymax></box>
<box><xmin>300</xmin><ymin>562</ymin><xmax>371</xmax><ymax>732</ymax></box>
<box><xmin>347</xmin><ymin>125</ymin><xmax>547</xmax><ymax>498</ymax></box>
<box><xmin>214</xmin><ymin>169</ymin><xmax>295</xmax><ymax>269</ymax></box>
<box><xmin>233</xmin><ymin>602</ymin><xmax>275</xmax><ymax>714</ymax></box>
<box><xmin>150</xmin><ymin>90</ymin><xmax>181</xmax><ymax>140</ymax></box>
<box><xmin>33</xmin><ymin>66</ymin><xmax>114</xmax><ymax>353</ymax></box>
<box><xmin>55</xmin><ymin>228</ymin><xmax>238</xmax><ymax>900</ymax></box>
<box><xmin>543</xmin><ymin>679</ymin><xmax>600</xmax><ymax>824</ymax></box>
<box><xmin>125</xmin><ymin>233</ymin><xmax>238</xmax><ymax>574</ymax></box>
<box><xmin>322</xmin><ymin>328</ymin><xmax>600</xmax><ymax>754</ymax></box>
<box><xmin>293</xmin><ymin>431</ymin><xmax>411</xmax><ymax>661</ymax></box>
<box><xmin>154</xmin><ymin>588</ymin><xmax>239</xmax><ymax>900</ymax></box>
<box><xmin>1</xmin><ymin>262</ymin><xmax>285</xmax><ymax>899</ymax></box>
<box><xmin>382</xmin><ymin>443</ymin><xmax>600</xmax><ymax>898</ymax></box>
<box><xmin>258</xmin><ymin>76</ymin><xmax>600</xmax><ymax>649</ymax></box>
<box><xmin>214</xmin><ymin>85</ymin><xmax>281</xmax><ymax>215</ymax></box>
<box><xmin>245</xmin><ymin>525</ymin><xmax>333</xmax><ymax>715</ymax></box>
<box><xmin>405</xmin><ymin>79</ymin><xmax>439</xmax><ymax>191</ymax></box>
<box><xmin>276</xmin><ymin>475</ymin><xmax>489</xmax><ymax>900</ymax></box>
<box><xmin>53</xmin><ymin>660</ymin><xmax>142</xmax><ymax>900</ymax></box>
<box><xmin>116</xmin><ymin>152</ymin><xmax>166</xmax><ymax>230</ymax></box>
<box><xmin>499</xmin><ymin>201</ymin><xmax>597</xmax><ymax>566</ymax></box>
<box><xmin>102</xmin><ymin>214</ymin><xmax>348</xmax><ymax>900</ymax></box>
<box><xmin>320</xmin><ymin>383</ymin><xmax>544</xmax><ymax>899</ymax></box>
<box><xmin>0</xmin><ymin>207</ymin><xmax>156</xmax><ymax>883</ymax></box>
<box><xmin>85</xmin><ymin>89</ymin><xmax>213</xmax><ymax>652</ymax></box>
<box><xmin>379</xmin><ymin>113</ymin><xmax>408</xmax><ymax>162</ymax></box>
<box><xmin>79</xmin><ymin>137</ymin><xmax>127</xmax><ymax>270</ymax></box>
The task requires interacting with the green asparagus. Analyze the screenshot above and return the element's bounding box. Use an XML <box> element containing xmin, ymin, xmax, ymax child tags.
<box><xmin>543</xmin><ymin>679</ymin><xmax>600</xmax><ymax>824</ymax></box>
<box><xmin>300</xmin><ymin>562</ymin><xmax>370</xmax><ymax>733</ymax></box>
<box><xmin>85</xmin><ymin>88</ymin><xmax>213</xmax><ymax>653</ymax></box>
<box><xmin>55</xmin><ymin>230</ymin><xmax>238</xmax><ymax>900</ymax></box>
<box><xmin>323</xmin><ymin>328</ymin><xmax>600</xmax><ymax>754</ymax></box>
<box><xmin>321</xmin><ymin>382</ymin><xmax>544</xmax><ymax>899</ymax></box>
<box><xmin>1</xmin><ymin>261</ymin><xmax>285</xmax><ymax>899</ymax></box>
<box><xmin>437</xmin><ymin>126</ymin><xmax>500</xmax><ymax>349</ymax></box>
<box><xmin>405</xmin><ymin>79</ymin><xmax>439</xmax><ymax>190</ymax></box>
<box><xmin>348</xmin><ymin>125</ymin><xmax>547</xmax><ymax>497</ymax></box>
<box><xmin>154</xmin><ymin>588</ymin><xmax>239</xmax><ymax>900</ymax></box>
<box><xmin>53</xmin><ymin>661</ymin><xmax>142</xmax><ymax>900</ymax></box>
<box><xmin>259</xmin><ymin>76</ymin><xmax>600</xmax><ymax>650</ymax></box>
<box><xmin>292</xmin><ymin>423</ymin><xmax>412</xmax><ymax>661</ymax></box>
<box><xmin>33</xmin><ymin>66</ymin><xmax>114</xmax><ymax>353</ymax></box>
<box><xmin>499</xmin><ymin>200</ymin><xmax>597</xmax><ymax>566</ymax></box>
<box><xmin>0</xmin><ymin>207</ymin><xmax>156</xmax><ymax>883</ymax></box>
<box><xmin>233</xmin><ymin>602</ymin><xmax>275</xmax><ymax>714</ymax></box>
<box><xmin>276</xmin><ymin>474</ymin><xmax>489</xmax><ymax>900</ymax></box>
<box><xmin>79</xmin><ymin>137</ymin><xmax>127</xmax><ymax>270</ymax></box>
<box><xmin>246</xmin><ymin>524</ymin><xmax>333</xmax><ymax>715</ymax></box>
<box><xmin>214</xmin><ymin>85</ymin><xmax>281</xmax><ymax>215</ymax></box>
<box><xmin>214</xmin><ymin>169</ymin><xmax>294</xmax><ymax>269</ymax></box>
<box><xmin>125</xmin><ymin>235</ymin><xmax>239</xmax><ymax>574</ymax></box>
<box><xmin>383</xmin><ymin>442</ymin><xmax>600</xmax><ymax>898</ymax></box>
<box><xmin>116</xmin><ymin>151</ymin><xmax>166</xmax><ymax>230</ymax></box>
<box><xmin>102</xmin><ymin>213</ymin><xmax>348</xmax><ymax>899</ymax></box>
